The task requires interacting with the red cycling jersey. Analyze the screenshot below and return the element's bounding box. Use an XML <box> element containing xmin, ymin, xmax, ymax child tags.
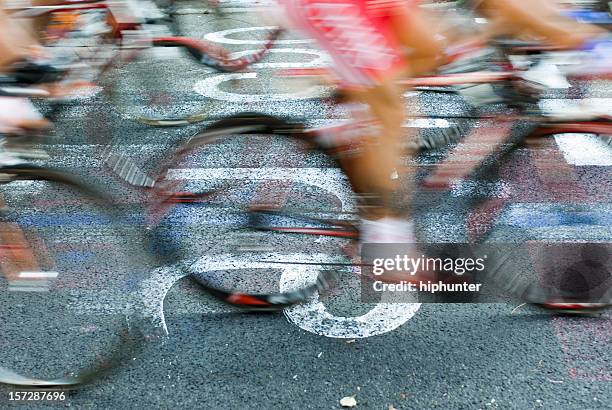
<box><xmin>280</xmin><ymin>0</ymin><xmax>418</xmax><ymax>88</ymax></box>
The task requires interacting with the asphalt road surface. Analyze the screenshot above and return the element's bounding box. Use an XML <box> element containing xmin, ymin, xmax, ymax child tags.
<box><xmin>0</xmin><ymin>1</ymin><xmax>610</xmax><ymax>409</ymax></box>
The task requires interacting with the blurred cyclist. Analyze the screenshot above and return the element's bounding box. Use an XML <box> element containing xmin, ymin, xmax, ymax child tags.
<box><xmin>473</xmin><ymin>0</ymin><xmax>606</xmax><ymax>49</ymax></box>
<box><xmin>0</xmin><ymin>3</ymin><xmax>64</xmax><ymax>286</ymax></box>
<box><xmin>0</xmin><ymin>1</ymin><xmax>67</xmax><ymax>132</ymax></box>
<box><xmin>278</xmin><ymin>0</ymin><xmax>610</xmax><ymax>313</ymax></box>
<box><xmin>280</xmin><ymin>0</ymin><xmax>448</xmax><ymax>256</ymax></box>
<box><xmin>0</xmin><ymin>6</ymin><xmax>50</xmax><ymax>132</ymax></box>
<box><xmin>0</xmin><ymin>4</ymin><xmax>44</xmax><ymax>73</ymax></box>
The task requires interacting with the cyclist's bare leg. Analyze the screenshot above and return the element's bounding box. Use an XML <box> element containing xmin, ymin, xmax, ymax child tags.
<box><xmin>391</xmin><ymin>7</ymin><xmax>450</xmax><ymax>77</ymax></box>
<box><xmin>477</xmin><ymin>0</ymin><xmax>605</xmax><ymax>48</ymax></box>
<box><xmin>337</xmin><ymin>7</ymin><xmax>448</xmax><ymax>221</ymax></box>
<box><xmin>0</xmin><ymin>8</ymin><xmax>45</xmax><ymax>72</ymax></box>
<box><xmin>0</xmin><ymin>9</ymin><xmax>29</xmax><ymax>70</ymax></box>
<box><xmin>338</xmin><ymin>81</ymin><xmax>407</xmax><ymax>220</ymax></box>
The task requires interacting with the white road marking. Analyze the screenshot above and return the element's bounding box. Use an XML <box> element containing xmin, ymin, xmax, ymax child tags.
<box><xmin>18</xmin><ymin>271</ymin><xmax>59</xmax><ymax>279</ymax></box>
<box><xmin>138</xmin><ymin>254</ymin><xmax>345</xmax><ymax>337</ymax></box>
<box><xmin>194</xmin><ymin>48</ymin><xmax>330</xmax><ymax>102</ymax></box>
<box><xmin>204</xmin><ymin>26</ymin><xmax>310</xmax><ymax>45</ymax></box>
<box><xmin>104</xmin><ymin>160</ymin><xmax>420</xmax><ymax>339</ymax></box>
<box><xmin>7</xmin><ymin>286</ymin><xmax>50</xmax><ymax>292</ymax></box>
<box><xmin>537</xmin><ymin>98</ymin><xmax>612</xmax><ymax>166</ymax></box>
<box><xmin>230</xmin><ymin>47</ymin><xmax>329</xmax><ymax>68</ymax></box>
<box><xmin>539</xmin><ymin>98</ymin><xmax>612</xmax><ymax>117</ymax></box>
<box><xmin>554</xmin><ymin>134</ymin><xmax>612</xmax><ymax>166</ymax></box>
<box><xmin>405</xmin><ymin>118</ymin><xmax>451</xmax><ymax>128</ymax></box>
<box><xmin>193</xmin><ymin>72</ymin><xmax>328</xmax><ymax>102</ymax></box>
<box><xmin>280</xmin><ymin>266</ymin><xmax>421</xmax><ymax>339</ymax></box>
<box><xmin>135</xmin><ymin>264</ymin><xmax>192</xmax><ymax>337</ymax></box>
<box><xmin>8</xmin><ymin>271</ymin><xmax>59</xmax><ymax>292</ymax></box>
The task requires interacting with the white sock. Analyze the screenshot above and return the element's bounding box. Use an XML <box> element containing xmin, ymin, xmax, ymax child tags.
<box><xmin>360</xmin><ymin>217</ymin><xmax>416</xmax><ymax>244</ymax></box>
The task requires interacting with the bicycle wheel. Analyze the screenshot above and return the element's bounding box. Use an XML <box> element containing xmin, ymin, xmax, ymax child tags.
<box><xmin>0</xmin><ymin>166</ymin><xmax>152</xmax><ymax>386</ymax></box>
<box><xmin>414</xmin><ymin>118</ymin><xmax>612</xmax><ymax>310</ymax></box>
<box><xmin>104</xmin><ymin>43</ymin><xmax>218</xmax><ymax>126</ymax></box>
<box><xmin>146</xmin><ymin>113</ymin><xmax>357</xmax><ymax>310</ymax></box>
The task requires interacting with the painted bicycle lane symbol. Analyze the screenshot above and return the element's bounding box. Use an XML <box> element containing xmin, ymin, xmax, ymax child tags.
<box><xmin>193</xmin><ymin>25</ymin><xmax>331</xmax><ymax>103</ymax></box>
<box><xmin>164</xmin><ymin>26</ymin><xmax>611</xmax><ymax>342</ymax></box>
<box><xmin>135</xmin><ymin>167</ymin><xmax>421</xmax><ymax>340</ymax></box>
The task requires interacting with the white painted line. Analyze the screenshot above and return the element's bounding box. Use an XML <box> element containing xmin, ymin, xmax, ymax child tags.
<box><xmin>7</xmin><ymin>286</ymin><xmax>49</xmax><ymax>292</ymax></box>
<box><xmin>72</xmin><ymin>256</ymin><xmax>419</xmax><ymax>340</ymax></box>
<box><xmin>135</xmin><ymin>264</ymin><xmax>191</xmax><ymax>337</ymax></box>
<box><xmin>193</xmin><ymin>49</ymin><xmax>330</xmax><ymax>102</ymax></box>
<box><xmin>539</xmin><ymin>98</ymin><xmax>612</xmax><ymax>117</ymax></box>
<box><xmin>298</xmin><ymin>118</ymin><xmax>452</xmax><ymax>129</ymax></box>
<box><xmin>193</xmin><ymin>72</ymin><xmax>328</xmax><ymax>102</ymax></box>
<box><xmin>139</xmin><ymin>253</ymin><xmax>347</xmax><ymax>337</ymax></box>
<box><xmin>204</xmin><ymin>26</ymin><xmax>310</xmax><ymax>45</ymax></box>
<box><xmin>406</xmin><ymin>118</ymin><xmax>452</xmax><ymax>128</ymax></box>
<box><xmin>230</xmin><ymin>48</ymin><xmax>329</xmax><ymax>68</ymax></box>
<box><xmin>280</xmin><ymin>266</ymin><xmax>421</xmax><ymax>339</ymax></box>
<box><xmin>18</xmin><ymin>271</ymin><xmax>59</xmax><ymax>279</ymax></box>
<box><xmin>554</xmin><ymin>134</ymin><xmax>612</xmax><ymax>166</ymax></box>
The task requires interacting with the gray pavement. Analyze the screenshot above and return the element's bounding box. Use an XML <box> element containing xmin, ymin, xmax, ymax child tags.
<box><xmin>0</xmin><ymin>2</ymin><xmax>610</xmax><ymax>409</ymax></box>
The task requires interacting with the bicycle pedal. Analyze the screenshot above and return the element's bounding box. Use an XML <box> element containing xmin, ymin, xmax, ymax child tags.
<box><xmin>105</xmin><ymin>152</ymin><xmax>155</xmax><ymax>187</ymax></box>
<box><xmin>458</xmin><ymin>83</ymin><xmax>506</xmax><ymax>107</ymax></box>
<box><xmin>537</xmin><ymin>301</ymin><xmax>610</xmax><ymax>315</ymax></box>
<box><xmin>417</xmin><ymin>121</ymin><xmax>469</xmax><ymax>150</ymax></box>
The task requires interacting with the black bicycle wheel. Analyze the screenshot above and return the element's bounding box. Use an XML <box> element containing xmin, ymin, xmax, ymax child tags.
<box><xmin>104</xmin><ymin>43</ymin><xmax>218</xmax><ymax>126</ymax></box>
<box><xmin>0</xmin><ymin>166</ymin><xmax>152</xmax><ymax>386</ymax></box>
<box><xmin>414</xmin><ymin>119</ymin><xmax>612</xmax><ymax>310</ymax></box>
<box><xmin>146</xmin><ymin>113</ymin><xmax>357</xmax><ymax>310</ymax></box>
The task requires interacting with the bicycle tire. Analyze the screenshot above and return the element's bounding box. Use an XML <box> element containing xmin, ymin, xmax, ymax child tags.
<box><xmin>0</xmin><ymin>166</ymin><xmax>150</xmax><ymax>386</ymax></box>
<box><xmin>103</xmin><ymin>43</ymin><xmax>214</xmax><ymax>127</ymax></box>
<box><xmin>146</xmin><ymin>113</ymin><xmax>356</xmax><ymax>310</ymax></box>
<box><xmin>414</xmin><ymin>118</ymin><xmax>612</xmax><ymax>310</ymax></box>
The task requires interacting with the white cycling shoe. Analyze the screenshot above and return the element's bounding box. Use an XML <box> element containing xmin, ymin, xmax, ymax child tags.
<box><xmin>359</xmin><ymin>217</ymin><xmax>434</xmax><ymax>284</ymax></box>
<box><xmin>360</xmin><ymin>217</ymin><xmax>416</xmax><ymax>245</ymax></box>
